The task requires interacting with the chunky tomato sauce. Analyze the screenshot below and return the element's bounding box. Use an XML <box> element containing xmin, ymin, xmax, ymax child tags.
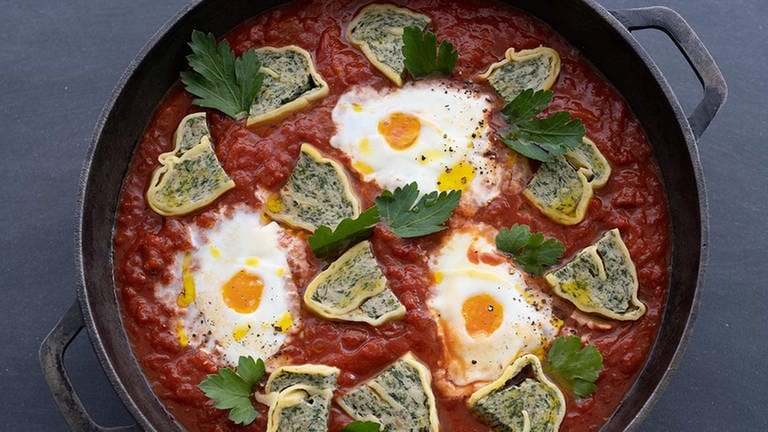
<box><xmin>113</xmin><ymin>1</ymin><xmax>669</xmax><ymax>431</ymax></box>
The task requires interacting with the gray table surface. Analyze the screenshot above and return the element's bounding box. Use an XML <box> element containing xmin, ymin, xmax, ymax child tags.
<box><xmin>1</xmin><ymin>0</ymin><xmax>765</xmax><ymax>430</ymax></box>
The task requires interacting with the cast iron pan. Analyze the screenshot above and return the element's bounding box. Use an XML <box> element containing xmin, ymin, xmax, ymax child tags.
<box><xmin>40</xmin><ymin>0</ymin><xmax>726</xmax><ymax>431</ymax></box>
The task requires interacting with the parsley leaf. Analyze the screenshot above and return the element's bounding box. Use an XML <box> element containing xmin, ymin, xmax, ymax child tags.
<box><xmin>495</xmin><ymin>224</ymin><xmax>564</xmax><ymax>276</ymax></box>
<box><xmin>507</xmin><ymin>112</ymin><xmax>586</xmax><ymax>161</ymax></box>
<box><xmin>402</xmin><ymin>26</ymin><xmax>458</xmax><ymax>79</ymax></box>
<box><xmin>375</xmin><ymin>182</ymin><xmax>461</xmax><ymax>238</ymax></box>
<box><xmin>544</xmin><ymin>336</ymin><xmax>604</xmax><ymax>399</ymax></box>
<box><xmin>198</xmin><ymin>356</ymin><xmax>265</xmax><ymax>425</ymax></box>
<box><xmin>501</xmin><ymin>88</ymin><xmax>553</xmax><ymax>124</ymax></box>
<box><xmin>308</xmin><ymin>184</ymin><xmax>461</xmax><ymax>256</ymax></box>
<box><xmin>308</xmin><ymin>207</ymin><xmax>381</xmax><ymax>257</ymax></box>
<box><xmin>341</xmin><ymin>421</ymin><xmax>382</xmax><ymax>432</ymax></box>
<box><xmin>500</xmin><ymin>89</ymin><xmax>585</xmax><ymax>162</ymax></box>
<box><xmin>180</xmin><ymin>30</ymin><xmax>264</xmax><ymax>120</ymax></box>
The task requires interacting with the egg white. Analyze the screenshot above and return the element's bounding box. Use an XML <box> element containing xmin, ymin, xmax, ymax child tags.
<box><xmin>168</xmin><ymin>208</ymin><xmax>302</xmax><ymax>366</ymax></box>
<box><xmin>329</xmin><ymin>80</ymin><xmax>501</xmax><ymax>204</ymax></box>
<box><xmin>429</xmin><ymin>228</ymin><xmax>559</xmax><ymax>387</ymax></box>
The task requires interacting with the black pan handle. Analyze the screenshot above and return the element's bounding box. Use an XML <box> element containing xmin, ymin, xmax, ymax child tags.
<box><xmin>611</xmin><ymin>6</ymin><xmax>727</xmax><ymax>139</ymax></box>
<box><xmin>40</xmin><ymin>301</ymin><xmax>139</xmax><ymax>432</ymax></box>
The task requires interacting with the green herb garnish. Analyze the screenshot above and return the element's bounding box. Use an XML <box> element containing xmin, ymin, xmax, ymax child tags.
<box><xmin>402</xmin><ymin>26</ymin><xmax>458</xmax><ymax>79</ymax></box>
<box><xmin>308</xmin><ymin>207</ymin><xmax>381</xmax><ymax>257</ymax></box>
<box><xmin>308</xmin><ymin>183</ymin><xmax>461</xmax><ymax>256</ymax></box>
<box><xmin>495</xmin><ymin>224</ymin><xmax>565</xmax><ymax>276</ymax></box>
<box><xmin>341</xmin><ymin>421</ymin><xmax>382</xmax><ymax>432</ymax></box>
<box><xmin>375</xmin><ymin>182</ymin><xmax>461</xmax><ymax>238</ymax></box>
<box><xmin>501</xmin><ymin>88</ymin><xmax>554</xmax><ymax>124</ymax></box>
<box><xmin>180</xmin><ymin>30</ymin><xmax>264</xmax><ymax>120</ymax></box>
<box><xmin>544</xmin><ymin>335</ymin><xmax>604</xmax><ymax>399</ymax></box>
<box><xmin>198</xmin><ymin>356</ymin><xmax>265</xmax><ymax>425</ymax></box>
<box><xmin>500</xmin><ymin>89</ymin><xmax>585</xmax><ymax>162</ymax></box>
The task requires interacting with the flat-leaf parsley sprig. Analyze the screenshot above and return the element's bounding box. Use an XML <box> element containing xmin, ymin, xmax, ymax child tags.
<box><xmin>375</xmin><ymin>182</ymin><xmax>461</xmax><ymax>238</ymax></box>
<box><xmin>307</xmin><ymin>207</ymin><xmax>381</xmax><ymax>257</ymax></box>
<box><xmin>308</xmin><ymin>182</ymin><xmax>461</xmax><ymax>257</ymax></box>
<box><xmin>341</xmin><ymin>421</ymin><xmax>382</xmax><ymax>432</ymax></box>
<box><xmin>402</xmin><ymin>26</ymin><xmax>458</xmax><ymax>79</ymax></box>
<box><xmin>544</xmin><ymin>335</ymin><xmax>604</xmax><ymax>398</ymax></box>
<box><xmin>198</xmin><ymin>356</ymin><xmax>266</xmax><ymax>425</ymax></box>
<box><xmin>500</xmin><ymin>89</ymin><xmax>585</xmax><ymax>162</ymax></box>
<box><xmin>180</xmin><ymin>30</ymin><xmax>264</xmax><ymax>120</ymax></box>
<box><xmin>495</xmin><ymin>223</ymin><xmax>565</xmax><ymax>276</ymax></box>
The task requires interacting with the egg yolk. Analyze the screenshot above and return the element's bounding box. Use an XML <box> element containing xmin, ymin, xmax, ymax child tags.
<box><xmin>433</xmin><ymin>271</ymin><xmax>444</xmax><ymax>284</ymax></box>
<box><xmin>437</xmin><ymin>160</ymin><xmax>475</xmax><ymax>192</ymax></box>
<box><xmin>222</xmin><ymin>270</ymin><xmax>264</xmax><ymax>314</ymax></box>
<box><xmin>462</xmin><ymin>293</ymin><xmax>504</xmax><ymax>337</ymax></box>
<box><xmin>233</xmin><ymin>324</ymin><xmax>250</xmax><ymax>341</ymax></box>
<box><xmin>353</xmin><ymin>160</ymin><xmax>374</xmax><ymax>175</ymax></box>
<box><xmin>175</xmin><ymin>321</ymin><xmax>189</xmax><ymax>347</ymax></box>
<box><xmin>359</xmin><ymin>137</ymin><xmax>372</xmax><ymax>156</ymax></box>
<box><xmin>267</xmin><ymin>195</ymin><xmax>284</xmax><ymax>213</ymax></box>
<box><xmin>274</xmin><ymin>311</ymin><xmax>293</xmax><ymax>333</ymax></box>
<box><xmin>378</xmin><ymin>112</ymin><xmax>420</xmax><ymax>150</ymax></box>
<box><xmin>177</xmin><ymin>253</ymin><xmax>196</xmax><ymax>307</ymax></box>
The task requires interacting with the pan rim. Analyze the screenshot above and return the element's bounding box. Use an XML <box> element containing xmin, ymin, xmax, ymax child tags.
<box><xmin>72</xmin><ymin>1</ymin><xmax>708</xmax><ymax>431</ymax></box>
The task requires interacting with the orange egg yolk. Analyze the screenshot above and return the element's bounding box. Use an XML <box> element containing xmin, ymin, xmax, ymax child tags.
<box><xmin>222</xmin><ymin>270</ymin><xmax>264</xmax><ymax>314</ymax></box>
<box><xmin>378</xmin><ymin>112</ymin><xmax>420</xmax><ymax>150</ymax></box>
<box><xmin>462</xmin><ymin>293</ymin><xmax>504</xmax><ymax>337</ymax></box>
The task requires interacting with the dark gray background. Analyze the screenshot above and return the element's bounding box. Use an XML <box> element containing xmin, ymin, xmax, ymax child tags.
<box><xmin>1</xmin><ymin>0</ymin><xmax>765</xmax><ymax>430</ymax></box>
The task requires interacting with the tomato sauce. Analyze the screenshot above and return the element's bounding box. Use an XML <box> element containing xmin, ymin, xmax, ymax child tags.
<box><xmin>113</xmin><ymin>1</ymin><xmax>670</xmax><ymax>431</ymax></box>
